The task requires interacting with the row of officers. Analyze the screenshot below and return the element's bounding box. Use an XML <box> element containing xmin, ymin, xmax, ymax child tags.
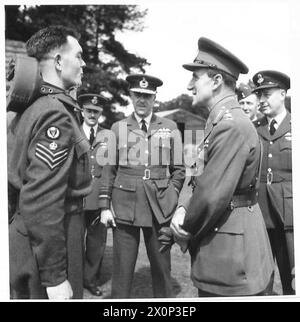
<box><xmin>8</xmin><ymin>26</ymin><xmax>293</xmax><ymax>299</ymax></box>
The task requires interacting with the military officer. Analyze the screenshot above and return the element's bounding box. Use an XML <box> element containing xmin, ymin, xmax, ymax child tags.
<box><xmin>78</xmin><ymin>94</ymin><xmax>108</xmax><ymax>297</ymax></box>
<box><xmin>252</xmin><ymin>70</ymin><xmax>294</xmax><ymax>295</ymax></box>
<box><xmin>99</xmin><ymin>74</ymin><xmax>185</xmax><ymax>298</ymax></box>
<box><xmin>236</xmin><ymin>83</ymin><xmax>260</xmax><ymax>121</ymax></box>
<box><xmin>170</xmin><ymin>37</ymin><xmax>274</xmax><ymax>297</ymax></box>
<box><xmin>8</xmin><ymin>26</ymin><xmax>91</xmax><ymax>299</ymax></box>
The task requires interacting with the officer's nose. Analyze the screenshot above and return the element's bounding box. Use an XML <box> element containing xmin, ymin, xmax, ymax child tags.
<box><xmin>81</xmin><ymin>58</ymin><xmax>86</xmax><ymax>68</ymax></box>
<box><xmin>187</xmin><ymin>78</ymin><xmax>194</xmax><ymax>91</ymax></box>
<box><xmin>259</xmin><ymin>96</ymin><xmax>265</xmax><ymax>104</ymax></box>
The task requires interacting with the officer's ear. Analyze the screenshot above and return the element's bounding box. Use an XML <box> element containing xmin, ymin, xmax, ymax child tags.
<box><xmin>280</xmin><ymin>89</ymin><xmax>287</xmax><ymax>99</ymax></box>
<box><xmin>54</xmin><ymin>53</ymin><xmax>62</xmax><ymax>71</ymax></box>
<box><xmin>211</xmin><ymin>73</ymin><xmax>223</xmax><ymax>90</ymax></box>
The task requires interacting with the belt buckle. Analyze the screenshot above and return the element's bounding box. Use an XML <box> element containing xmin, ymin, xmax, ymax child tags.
<box><xmin>267</xmin><ymin>170</ymin><xmax>273</xmax><ymax>185</ymax></box>
<box><xmin>143</xmin><ymin>169</ymin><xmax>151</xmax><ymax>180</ymax></box>
<box><xmin>229</xmin><ymin>200</ymin><xmax>235</xmax><ymax>211</ymax></box>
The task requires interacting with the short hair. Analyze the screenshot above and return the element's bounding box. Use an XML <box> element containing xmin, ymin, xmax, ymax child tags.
<box><xmin>26</xmin><ymin>25</ymin><xmax>80</xmax><ymax>61</ymax></box>
<box><xmin>206</xmin><ymin>68</ymin><xmax>236</xmax><ymax>91</ymax></box>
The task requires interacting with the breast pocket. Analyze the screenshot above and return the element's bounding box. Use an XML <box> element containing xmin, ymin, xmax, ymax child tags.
<box><xmin>279</xmin><ymin>139</ymin><xmax>292</xmax><ymax>171</ymax></box>
<box><xmin>153</xmin><ymin>142</ymin><xmax>171</xmax><ymax>166</ymax></box>
<box><xmin>112</xmin><ymin>176</ymin><xmax>137</xmax><ymax>222</ymax></box>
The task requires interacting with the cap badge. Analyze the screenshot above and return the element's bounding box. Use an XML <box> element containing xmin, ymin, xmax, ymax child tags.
<box><xmin>91</xmin><ymin>96</ymin><xmax>98</xmax><ymax>105</ymax></box>
<box><xmin>140</xmin><ymin>77</ymin><xmax>149</xmax><ymax>89</ymax></box>
<box><xmin>46</xmin><ymin>126</ymin><xmax>60</xmax><ymax>139</ymax></box>
<box><xmin>257</xmin><ymin>74</ymin><xmax>264</xmax><ymax>84</ymax></box>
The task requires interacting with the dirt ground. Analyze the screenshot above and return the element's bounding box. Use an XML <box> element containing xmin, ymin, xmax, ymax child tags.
<box><xmin>84</xmin><ymin>228</ymin><xmax>282</xmax><ymax>300</ymax></box>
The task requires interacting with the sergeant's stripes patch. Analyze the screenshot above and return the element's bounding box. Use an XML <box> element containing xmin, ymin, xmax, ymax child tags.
<box><xmin>35</xmin><ymin>143</ymin><xmax>69</xmax><ymax>170</ymax></box>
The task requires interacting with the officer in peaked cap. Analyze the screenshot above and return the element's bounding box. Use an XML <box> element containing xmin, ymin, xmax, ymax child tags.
<box><xmin>78</xmin><ymin>94</ymin><xmax>107</xmax><ymax>112</ymax></box>
<box><xmin>77</xmin><ymin>93</ymin><xmax>108</xmax><ymax>297</ymax></box>
<box><xmin>170</xmin><ymin>37</ymin><xmax>274</xmax><ymax>297</ymax></box>
<box><xmin>98</xmin><ymin>73</ymin><xmax>185</xmax><ymax>298</ymax></box>
<box><xmin>252</xmin><ymin>70</ymin><xmax>294</xmax><ymax>294</ymax></box>
<box><xmin>253</xmin><ymin>70</ymin><xmax>290</xmax><ymax>92</ymax></box>
<box><xmin>236</xmin><ymin>83</ymin><xmax>260</xmax><ymax>121</ymax></box>
<box><xmin>126</xmin><ymin>74</ymin><xmax>163</xmax><ymax>94</ymax></box>
<box><xmin>182</xmin><ymin>37</ymin><xmax>249</xmax><ymax>78</ymax></box>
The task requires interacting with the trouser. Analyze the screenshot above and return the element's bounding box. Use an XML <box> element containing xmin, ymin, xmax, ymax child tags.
<box><xmin>197</xmin><ymin>272</ymin><xmax>275</xmax><ymax>297</ymax></box>
<box><xmin>10</xmin><ymin>209</ymin><xmax>85</xmax><ymax>299</ymax></box>
<box><xmin>267</xmin><ymin>227</ymin><xmax>294</xmax><ymax>295</ymax></box>
<box><xmin>111</xmin><ymin>221</ymin><xmax>173</xmax><ymax>299</ymax></box>
<box><xmin>84</xmin><ymin>209</ymin><xmax>107</xmax><ymax>287</ymax></box>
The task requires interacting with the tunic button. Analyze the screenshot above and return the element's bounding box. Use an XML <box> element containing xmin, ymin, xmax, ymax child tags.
<box><xmin>91</xmin><ymin>155</ymin><xmax>95</xmax><ymax>159</ymax></box>
<box><xmin>268</xmin><ymin>153</ymin><xmax>272</xmax><ymax>158</ymax></box>
<box><xmin>270</xmin><ymin>141</ymin><xmax>273</xmax><ymax>145</ymax></box>
<box><xmin>214</xmin><ymin>227</ymin><xmax>218</xmax><ymax>232</ymax></box>
<box><xmin>120</xmin><ymin>185</ymin><xmax>123</xmax><ymax>188</ymax></box>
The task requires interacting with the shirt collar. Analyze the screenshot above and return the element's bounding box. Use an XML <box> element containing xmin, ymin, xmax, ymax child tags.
<box><xmin>134</xmin><ymin>112</ymin><xmax>153</xmax><ymax>126</ymax></box>
<box><xmin>267</xmin><ymin>108</ymin><xmax>287</xmax><ymax>127</ymax></box>
<box><xmin>82</xmin><ymin>122</ymin><xmax>98</xmax><ymax>137</ymax></box>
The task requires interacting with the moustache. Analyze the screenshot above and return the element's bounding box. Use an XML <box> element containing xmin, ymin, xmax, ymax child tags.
<box><xmin>258</xmin><ymin>103</ymin><xmax>268</xmax><ymax>111</ymax></box>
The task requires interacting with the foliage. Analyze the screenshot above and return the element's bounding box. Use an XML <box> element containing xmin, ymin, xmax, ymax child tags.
<box><xmin>158</xmin><ymin>94</ymin><xmax>209</xmax><ymax>120</ymax></box>
<box><xmin>5</xmin><ymin>5</ymin><xmax>150</xmax><ymax>127</ymax></box>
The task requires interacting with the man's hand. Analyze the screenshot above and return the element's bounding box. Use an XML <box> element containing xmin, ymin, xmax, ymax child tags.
<box><xmin>100</xmin><ymin>208</ymin><xmax>116</xmax><ymax>228</ymax></box>
<box><xmin>170</xmin><ymin>207</ymin><xmax>191</xmax><ymax>240</ymax></box>
<box><xmin>158</xmin><ymin>227</ymin><xmax>174</xmax><ymax>253</ymax></box>
<box><xmin>46</xmin><ymin>280</ymin><xmax>73</xmax><ymax>300</ymax></box>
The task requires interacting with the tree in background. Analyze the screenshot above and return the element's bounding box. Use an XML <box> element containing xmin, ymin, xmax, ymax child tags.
<box><xmin>158</xmin><ymin>94</ymin><xmax>210</xmax><ymax>121</ymax></box>
<box><xmin>5</xmin><ymin>5</ymin><xmax>149</xmax><ymax>128</ymax></box>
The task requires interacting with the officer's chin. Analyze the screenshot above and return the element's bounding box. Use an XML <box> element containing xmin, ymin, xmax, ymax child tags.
<box><xmin>191</xmin><ymin>100</ymin><xmax>208</xmax><ymax>110</ymax></box>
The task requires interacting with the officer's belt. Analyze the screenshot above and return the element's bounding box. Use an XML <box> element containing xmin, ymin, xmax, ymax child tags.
<box><xmin>260</xmin><ymin>172</ymin><xmax>292</xmax><ymax>183</ymax></box>
<box><xmin>229</xmin><ymin>190</ymin><xmax>258</xmax><ymax>210</ymax></box>
<box><xmin>118</xmin><ymin>167</ymin><xmax>168</xmax><ymax>180</ymax></box>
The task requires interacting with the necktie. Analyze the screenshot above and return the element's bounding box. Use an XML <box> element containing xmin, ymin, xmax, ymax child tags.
<box><xmin>141</xmin><ymin>119</ymin><xmax>147</xmax><ymax>133</ymax></box>
<box><xmin>269</xmin><ymin>119</ymin><xmax>277</xmax><ymax>135</ymax></box>
<box><xmin>89</xmin><ymin>127</ymin><xmax>95</xmax><ymax>145</ymax></box>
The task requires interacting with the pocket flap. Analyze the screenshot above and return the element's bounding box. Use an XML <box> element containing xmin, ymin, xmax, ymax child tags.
<box><xmin>215</xmin><ymin>212</ymin><xmax>244</xmax><ymax>235</ymax></box>
<box><xmin>113</xmin><ymin>176</ymin><xmax>136</xmax><ymax>191</ymax></box>
<box><xmin>279</xmin><ymin>140</ymin><xmax>292</xmax><ymax>151</ymax></box>
<box><xmin>154</xmin><ymin>179</ymin><xmax>169</xmax><ymax>189</ymax></box>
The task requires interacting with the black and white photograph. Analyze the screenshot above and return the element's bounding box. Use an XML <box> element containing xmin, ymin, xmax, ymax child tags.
<box><xmin>2</xmin><ymin>0</ymin><xmax>300</xmax><ymax>302</ymax></box>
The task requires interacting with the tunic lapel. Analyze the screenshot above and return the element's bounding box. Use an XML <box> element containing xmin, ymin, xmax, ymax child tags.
<box><xmin>271</xmin><ymin>112</ymin><xmax>291</xmax><ymax>140</ymax></box>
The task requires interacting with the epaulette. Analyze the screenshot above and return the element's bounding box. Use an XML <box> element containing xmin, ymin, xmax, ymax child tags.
<box><xmin>222</xmin><ymin>109</ymin><xmax>233</xmax><ymax>121</ymax></box>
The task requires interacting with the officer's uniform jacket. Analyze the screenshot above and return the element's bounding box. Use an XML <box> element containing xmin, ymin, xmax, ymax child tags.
<box><xmin>254</xmin><ymin>112</ymin><xmax>292</xmax><ymax>229</ymax></box>
<box><xmin>82</xmin><ymin>125</ymin><xmax>105</xmax><ymax>210</ymax></box>
<box><xmin>8</xmin><ymin>83</ymin><xmax>92</xmax><ymax>290</ymax></box>
<box><xmin>99</xmin><ymin>113</ymin><xmax>185</xmax><ymax>227</ymax></box>
<box><xmin>181</xmin><ymin>95</ymin><xmax>274</xmax><ymax>296</ymax></box>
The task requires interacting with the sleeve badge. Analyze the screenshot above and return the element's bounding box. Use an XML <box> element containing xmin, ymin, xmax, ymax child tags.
<box><xmin>46</xmin><ymin>126</ymin><xmax>60</xmax><ymax>140</ymax></box>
